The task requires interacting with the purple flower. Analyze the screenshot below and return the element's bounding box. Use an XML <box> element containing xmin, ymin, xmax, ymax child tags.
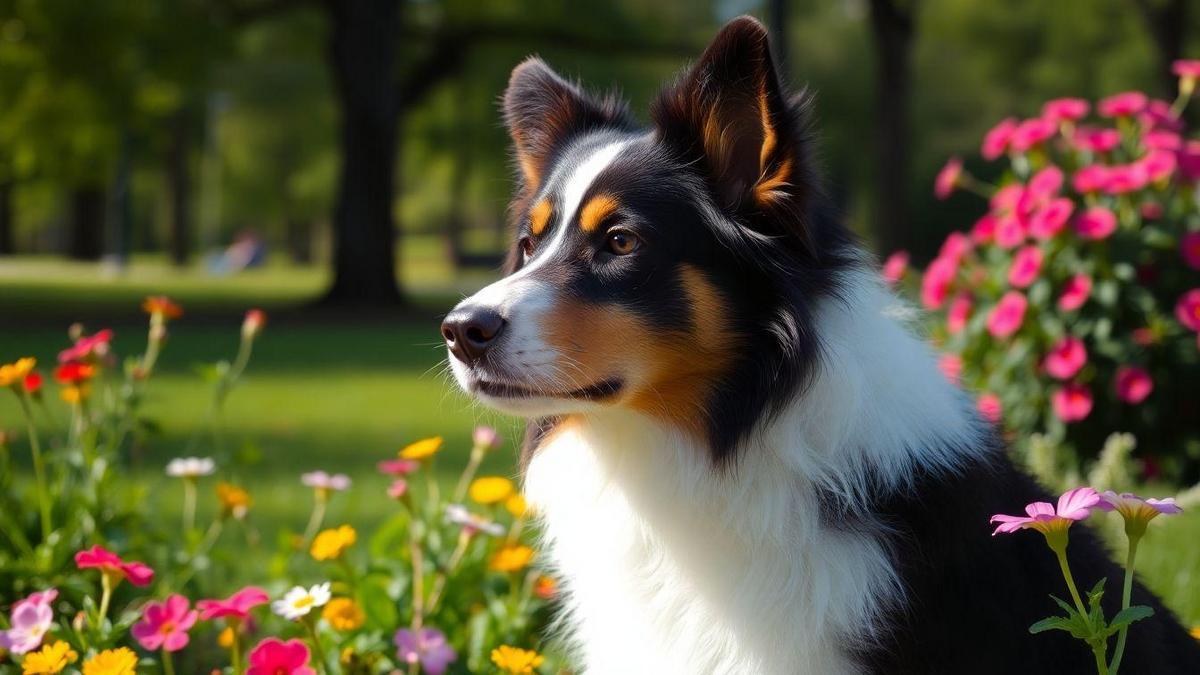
<box><xmin>394</xmin><ymin>627</ymin><xmax>457</xmax><ymax>675</ymax></box>
<box><xmin>990</xmin><ymin>487</ymin><xmax>1102</xmax><ymax>536</ymax></box>
<box><xmin>0</xmin><ymin>591</ymin><xmax>55</xmax><ymax>654</ymax></box>
<box><xmin>1097</xmin><ymin>491</ymin><xmax>1183</xmax><ymax>527</ymax></box>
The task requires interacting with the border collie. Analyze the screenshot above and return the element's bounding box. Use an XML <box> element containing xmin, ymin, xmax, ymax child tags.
<box><xmin>442</xmin><ymin>16</ymin><xmax>1200</xmax><ymax>674</ymax></box>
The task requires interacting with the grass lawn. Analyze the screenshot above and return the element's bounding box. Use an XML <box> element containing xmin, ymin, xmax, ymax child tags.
<box><xmin>1</xmin><ymin>254</ymin><xmax>1198</xmax><ymax>627</ymax></box>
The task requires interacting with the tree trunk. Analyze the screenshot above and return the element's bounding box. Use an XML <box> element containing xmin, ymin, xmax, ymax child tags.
<box><xmin>168</xmin><ymin>109</ymin><xmax>192</xmax><ymax>266</ymax></box>
<box><xmin>867</xmin><ymin>0</ymin><xmax>916</xmax><ymax>256</ymax></box>
<box><xmin>1133</xmin><ymin>0</ymin><xmax>1188</xmax><ymax>97</ymax></box>
<box><xmin>0</xmin><ymin>181</ymin><xmax>13</xmax><ymax>254</ymax></box>
<box><xmin>320</xmin><ymin>0</ymin><xmax>402</xmax><ymax>306</ymax></box>
<box><xmin>68</xmin><ymin>187</ymin><xmax>105</xmax><ymax>260</ymax></box>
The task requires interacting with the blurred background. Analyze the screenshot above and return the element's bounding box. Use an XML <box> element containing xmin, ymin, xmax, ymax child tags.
<box><xmin>1</xmin><ymin>0</ymin><xmax>1198</xmax><ymax>618</ymax></box>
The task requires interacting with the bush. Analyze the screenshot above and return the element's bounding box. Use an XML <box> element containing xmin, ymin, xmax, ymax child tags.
<box><xmin>886</xmin><ymin>61</ymin><xmax>1200</xmax><ymax>484</ymax></box>
<box><xmin>0</xmin><ymin>301</ymin><xmax>555</xmax><ymax>674</ymax></box>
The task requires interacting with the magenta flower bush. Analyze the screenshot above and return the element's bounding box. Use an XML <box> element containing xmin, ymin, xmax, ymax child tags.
<box><xmin>893</xmin><ymin>60</ymin><xmax>1200</xmax><ymax>480</ymax></box>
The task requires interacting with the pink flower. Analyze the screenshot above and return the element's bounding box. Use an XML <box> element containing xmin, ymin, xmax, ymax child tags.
<box><xmin>1098</xmin><ymin>91</ymin><xmax>1147</xmax><ymax>117</ymax></box>
<box><xmin>1182</xmin><ymin>141</ymin><xmax>1200</xmax><ymax>182</ymax></box>
<box><xmin>377</xmin><ymin>458</ymin><xmax>420</xmax><ymax>476</ymax></box>
<box><xmin>394</xmin><ymin>628</ymin><xmax>457</xmax><ymax>675</ymax></box>
<box><xmin>247</xmin><ymin>638</ymin><xmax>316</xmax><ymax>675</ymax></box>
<box><xmin>947</xmin><ymin>293</ymin><xmax>972</xmax><ymax>334</ymax></box>
<box><xmin>301</xmin><ymin>471</ymin><xmax>351</xmax><ymax>491</ymax></box>
<box><xmin>1114</xmin><ymin>366</ymin><xmax>1153</xmax><ymax>404</ymax></box>
<box><xmin>1181</xmin><ymin>232</ymin><xmax>1200</xmax><ymax>269</ymax></box>
<box><xmin>1007</xmin><ymin>245</ymin><xmax>1043</xmax><ymax>288</ymax></box>
<box><xmin>1139</xmin><ymin>99</ymin><xmax>1180</xmax><ymax>132</ymax></box>
<box><xmin>977</xmin><ymin>393</ymin><xmax>1002</xmax><ymax>424</ymax></box>
<box><xmin>242</xmin><ymin>309</ymin><xmax>266</xmax><ymax>340</ymax></box>
<box><xmin>58</xmin><ymin>329</ymin><xmax>114</xmax><ymax>364</ymax></box>
<box><xmin>472</xmin><ymin>426</ymin><xmax>501</xmax><ymax>450</ymax></box>
<box><xmin>994</xmin><ymin>215</ymin><xmax>1026</xmax><ymax>249</ymax></box>
<box><xmin>132</xmin><ymin>594</ymin><xmax>198</xmax><ymax>652</ymax></box>
<box><xmin>990</xmin><ymin>487</ymin><xmax>1102</xmax><ymax>536</ymax></box>
<box><xmin>986</xmin><ymin>291</ymin><xmax>1027</xmax><ymax>338</ymax></box>
<box><xmin>1028</xmin><ymin>198</ymin><xmax>1073</xmax><ymax>240</ymax></box>
<box><xmin>1072</xmin><ymin>165</ymin><xmax>1110</xmax><ymax>193</ymax></box>
<box><xmin>938</xmin><ymin>232</ymin><xmax>972</xmax><ymax>263</ymax></box>
<box><xmin>990</xmin><ymin>184</ymin><xmax>1024</xmax><ymax>215</ymax></box>
<box><xmin>197</xmin><ymin>587</ymin><xmax>270</xmax><ymax>621</ymax></box>
<box><xmin>0</xmin><ymin>591</ymin><xmax>55</xmax><ymax>654</ymax></box>
<box><xmin>1059</xmin><ymin>274</ymin><xmax>1092</xmax><ymax>311</ymax></box>
<box><xmin>938</xmin><ymin>354</ymin><xmax>963</xmax><ymax>383</ymax></box>
<box><xmin>444</xmin><ymin>504</ymin><xmax>504</xmax><ymax>537</ymax></box>
<box><xmin>881</xmin><ymin>251</ymin><xmax>909</xmax><ymax>285</ymax></box>
<box><xmin>1052</xmin><ymin>383</ymin><xmax>1093</xmax><ymax>423</ymax></box>
<box><xmin>1072</xmin><ymin>126</ymin><xmax>1121</xmax><ymax>153</ymax></box>
<box><xmin>1010</xmin><ymin>118</ymin><xmax>1056</xmax><ymax>152</ymax></box>
<box><xmin>1138</xmin><ymin>149</ymin><xmax>1177</xmax><ymax>183</ymax></box>
<box><xmin>1042</xmin><ymin>98</ymin><xmax>1089</xmax><ymax>123</ymax></box>
<box><xmin>387</xmin><ymin>479</ymin><xmax>409</xmax><ymax>500</ymax></box>
<box><xmin>74</xmin><ymin>545</ymin><xmax>154</xmax><ymax>587</ymax></box>
<box><xmin>921</xmin><ymin>256</ymin><xmax>957</xmax><ymax>310</ymax></box>
<box><xmin>1044</xmin><ymin>337</ymin><xmax>1087</xmax><ymax>380</ymax></box>
<box><xmin>1074</xmin><ymin>207</ymin><xmax>1117</xmax><ymax>240</ymax></box>
<box><xmin>1103</xmin><ymin>163</ymin><xmax>1148</xmax><ymax>194</ymax></box>
<box><xmin>981</xmin><ymin>117</ymin><xmax>1018</xmax><ymax>160</ymax></box>
<box><xmin>1023</xmin><ymin>166</ymin><xmax>1064</xmax><ymax>208</ymax></box>
<box><xmin>1175</xmin><ymin>289</ymin><xmax>1200</xmax><ymax>331</ymax></box>
<box><xmin>1174</xmin><ymin>59</ymin><xmax>1200</xmax><ymax>80</ymax></box>
<box><xmin>1098</xmin><ymin>491</ymin><xmax>1182</xmax><ymax>526</ymax></box>
<box><xmin>1143</xmin><ymin>130</ymin><xmax>1182</xmax><ymax>151</ymax></box>
<box><xmin>1141</xmin><ymin>202</ymin><xmax>1163</xmax><ymax>220</ymax></box>
<box><xmin>935</xmin><ymin>157</ymin><xmax>963</xmax><ymax>199</ymax></box>
<box><xmin>971</xmin><ymin>213</ymin><xmax>997</xmax><ymax>244</ymax></box>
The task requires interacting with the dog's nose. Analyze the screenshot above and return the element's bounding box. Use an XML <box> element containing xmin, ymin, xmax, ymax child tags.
<box><xmin>441</xmin><ymin>306</ymin><xmax>506</xmax><ymax>364</ymax></box>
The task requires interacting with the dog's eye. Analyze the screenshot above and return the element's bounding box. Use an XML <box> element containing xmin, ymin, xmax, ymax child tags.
<box><xmin>606</xmin><ymin>230</ymin><xmax>640</xmax><ymax>256</ymax></box>
<box><xmin>519</xmin><ymin>236</ymin><xmax>535</xmax><ymax>262</ymax></box>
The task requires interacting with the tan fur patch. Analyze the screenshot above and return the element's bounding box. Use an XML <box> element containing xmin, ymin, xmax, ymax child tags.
<box><xmin>579</xmin><ymin>194</ymin><xmax>619</xmax><ymax>232</ymax></box>
<box><xmin>758</xmin><ymin>88</ymin><xmax>776</xmax><ymax>171</ymax></box>
<box><xmin>530</xmin><ymin>198</ymin><xmax>553</xmax><ymax>236</ymax></box>
<box><xmin>754</xmin><ymin>157</ymin><xmax>792</xmax><ymax>205</ymax></box>
<box><xmin>539</xmin><ymin>265</ymin><xmax>737</xmax><ymax>436</ymax></box>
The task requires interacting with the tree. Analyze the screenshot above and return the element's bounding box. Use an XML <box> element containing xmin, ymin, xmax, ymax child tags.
<box><xmin>867</xmin><ymin>0</ymin><xmax>918</xmax><ymax>256</ymax></box>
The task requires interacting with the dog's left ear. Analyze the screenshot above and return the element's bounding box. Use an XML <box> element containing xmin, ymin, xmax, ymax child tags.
<box><xmin>652</xmin><ymin>16</ymin><xmax>810</xmax><ymax>221</ymax></box>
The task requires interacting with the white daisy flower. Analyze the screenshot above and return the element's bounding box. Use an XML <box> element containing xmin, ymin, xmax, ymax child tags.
<box><xmin>272</xmin><ymin>582</ymin><xmax>332</xmax><ymax>621</ymax></box>
<box><xmin>165</xmin><ymin>457</ymin><xmax>216</xmax><ymax>478</ymax></box>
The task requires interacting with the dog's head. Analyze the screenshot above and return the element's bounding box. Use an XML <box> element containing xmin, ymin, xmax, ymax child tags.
<box><xmin>443</xmin><ymin>17</ymin><xmax>854</xmax><ymax>462</ymax></box>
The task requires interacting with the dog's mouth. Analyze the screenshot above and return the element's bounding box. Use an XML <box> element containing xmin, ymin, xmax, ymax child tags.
<box><xmin>473</xmin><ymin>376</ymin><xmax>624</xmax><ymax>401</ymax></box>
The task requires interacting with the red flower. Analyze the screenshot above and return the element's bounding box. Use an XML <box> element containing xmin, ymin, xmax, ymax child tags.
<box><xmin>1181</xmin><ymin>232</ymin><xmax>1200</xmax><ymax>270</ymax></box>
<box><xmin>23</xmin><ymin>372</ymin><xmax>42</xmax><ymax>395</ymax></box>
<box><xmin>1007</xmin><ymin>246</ymin><xmax>1043</xmax><ymax>288</ymax></box>
<box><xmin>58</xmin><ymin>329</ymin><xmax>114</xmax><ymax>364</ymax></box>
<box><xmin>1028</xmin><ymin>198</ymin><xmax>1073</xmax><ymax>240</ymax></box>
<box><xmin>1074</xmin><ymin>207</ymin><xmax>1117</xmax><ymax>240</ymax></box>
<box><xmin>1176</xmin><ymin>289</ymin><xmax>1200</xmax><ymax>331</ymax></box>
<box><xmin>986</xmin><ymin>291</ymin><xmax>1027</xmax><ymax>339</ymax></box>
<box><xmin>74</xmin><ymin>545</ymin><xmax>154</xmax><ymax>587</ymax></box>
<box><xmin>242</xmin><ymin>309</ymin><xmax>266</xmax><ymax>340</ymax></box>
<box><xmin>1115</xmin><ymin>367</ymin><xmax>1153</xmax><ymax>405</ymax></box>
<box><xmin>981</xmin><ymin>118</ymin><xmax>1018</xmax><ymax>160</ymax></box>
<box><xmin>881</xmin><ymin>251</ymin><xmax>909</xmax><ymax>285</ymax></box>
<box><xmin>1042</xmin><ymin>98</ymin><xmax>1089</xmax><ymax>123</ymax></box>
<box><xmin>54</xmin><ymin>362</ymin><xmax>95</xmax><ymax>385</ymax></box>
<box><xmin>197</xmin><ymin>587</ymin><xmax>270</xmax><ymax>621</ymax></box>
<box><xmin>1009</xmin><ymin>118</ymin><xmax>1056</xmax><ymax>152</ymax></box>
<box><xmin>1044</xmin><ymin>337</ymin><xmax>1087</xmax><ymax>380</ymax></box>
<box><xmin>142</xmin><ymin>296</ymin><xmax>183</xmax><ymax>320</ymax></box>
<box><xmin>246</xmin><ymin>638</ymin><xmax>315</xmax><ymax>675</ymax></box>
<box><xmin>1058</xmin><ymin>274</ymin><xmax>1092</xmax><ymax>312</ymax></box>
<box><xmin>1052</xmin><ymin>383</ymin><xmax>1093</xmax><ymax>423</ymax></box>
<box><xmin>1097</xmin><ymin>91</ymin><xmax>1147</xmax><ymax>118</ymax></box>
<box><xmin>935</xmin><ymin>157</ymin><xmax>963</xmax><ymax>200</ymax></box>
<box><xmin>947</xmin><ymin>293</ymin><xmax>972</xmax><ymax>334</ymax></box>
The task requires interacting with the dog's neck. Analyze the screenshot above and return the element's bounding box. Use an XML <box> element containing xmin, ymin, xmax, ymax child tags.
<box><xmin>523</xmin><ymin>269</ymin><xmax>985</xmax><ymax>674</ymax></box>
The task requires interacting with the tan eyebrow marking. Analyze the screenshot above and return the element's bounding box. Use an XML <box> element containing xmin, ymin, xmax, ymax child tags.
<box><xmin>530</xmin><ymin>198</ymin><xmax>553</xmax><ymax>236</ymax></box>
<box><xmin>579</xmin><ymin>194</ymin><xmax>619</xmax><ymax>232</ymax></box>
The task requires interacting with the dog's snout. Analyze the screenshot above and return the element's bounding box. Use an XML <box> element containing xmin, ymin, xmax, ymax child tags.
<box><xmin>442</xmin><ymin>305</ymin><xmax>507</xmax><ymax>364</ymax></box>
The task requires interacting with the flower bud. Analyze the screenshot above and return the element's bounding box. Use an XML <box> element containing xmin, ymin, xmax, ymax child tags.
<box><xmin>242</xmin><ymin>309</ymin><xmax>266</xmax><ymax>340</ymax></box>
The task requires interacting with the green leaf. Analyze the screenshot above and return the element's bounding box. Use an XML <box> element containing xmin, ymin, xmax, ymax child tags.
<box><xmin>1030</xmin><ymin>616</ymin><xmax>1075</xmax><ymax>634</ymax></box>
<box><xmin>1105</xmin><ymin>605</ymin><xmax>1155</xmax><ymax>636</ymax></box>
<box><xmin>357</xmin><ymin>574</ymin><xmax>399</xmax><ymax>631</ymax></box>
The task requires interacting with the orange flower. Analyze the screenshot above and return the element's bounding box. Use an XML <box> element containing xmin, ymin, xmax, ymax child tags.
<box><xmin>142</xmin><ymin>296</ymin><xmax>183</xmax><ymax>320</ymax></box>
<box><xmin>489</xmin><ymin>544</ymin><xmax>534</xmax><ymax>573</ymax></box>
<box><xmin>490</xmin><ymin>645</ymin><xmax>545</xmax><ymax>673</ymax></box>
<box><xmin>533</xmin><ymin>575</ymin><xmax>557</xmax><ymax>600</ymax></box>
<box><xmin>0</xmin><ymin>357</ymin><xmax>36</xmax><ymax>388</ymax></box>
<box><xmin>321</xmin><ymin>598</ymin><xmax>365</xmax><ymax>631</ymax></box>
<box><xmin>399</xmin><ymin>437</ymin><xmax>443</xmax><ymax>461</ymax></box>
<box><xmin>216</xmin><ymin>482</ymin><xmax>252</xmax><ymax>519</ymax></box>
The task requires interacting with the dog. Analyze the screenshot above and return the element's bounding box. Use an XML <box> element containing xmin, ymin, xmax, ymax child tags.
<box><xmin>442</xmin><ymin>16</ymin><xmax>1200</xmax><ymax>674</ymax></box>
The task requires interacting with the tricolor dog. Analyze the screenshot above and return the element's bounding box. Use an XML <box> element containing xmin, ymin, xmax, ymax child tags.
<box><xmin>442</xmin><ymin>16</ymin><xmax>1200</xmax><ymax>674</ymax></box>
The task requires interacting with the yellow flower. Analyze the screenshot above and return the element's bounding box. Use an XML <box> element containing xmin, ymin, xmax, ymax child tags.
<box><xmin>311</xmin><ymin>525</ymin><xmax>357</xmax><ymax>561</ymax></box>
<box><xmin>505</xmin><ymin>493</ymin><xmax>528</xmax><ymax>518</ymax></box>
<box><xmin>216</xmin><ymin>482</ymin><xmax>252</xmax><ymax>519</ymax></box>
<box><xmin>60</xmin><ymin>384</ymin><xmax>90</xmax><ymax>404</ymax></box>
<box><xmin>0</xmin><ymin>357</ymin><xmax>36</xmax><ymax>387</ymax></box>
<box><xmin>322</xmin><ymin>597</ymin><xmax>365</xmax><ymax>631</ymax></box>
<box><xmin>22</xmin><ymin>641</ymin><xmax>78</xmax><ymax>674</ymax></box>
<box><xmin>470</xmin><ymin>476</ymin><xmax>514</xmax><ymax>505</ymax></box>
<box><xmin>490</xmin><ymin>544</ymin><xmax>535</xmax><ymax>573</ymax></box>
<box><xmin>82</xmin><ymin>647</ymin><xmax>138</xmax><ymax>675</ymax></box>
<box><xmin>490</xmin><ymin>645</ymin><xmax>545</xmax><ymax>673</ymax></box>
<box><xmin>399</xmin><ymin>436</ymin><xmax>443</xmax><ymax>460</ymax></box>
<box><xmin>1192</xmin><ymin>626</ymin><xmax>1200</xmax><ymax>640</ymax></box>
<box><xmin>217</xmin><ymin>626</ymin><xmax>236</xmax><ymax>648</ymax></box>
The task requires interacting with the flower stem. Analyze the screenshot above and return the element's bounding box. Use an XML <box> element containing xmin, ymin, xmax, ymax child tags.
<box><xmin>1092</xmin><ymin>643</ymin><xmax>1111</xmax><ymax>675</ymax></box>
<box><xmin>1108</xmin><ymin>534</ymin><xmax>1142</xmax><ymax>674</ymax></box>
<box><xmin>452</xmin><ymin>445</ymin><xmax>485</xmax><ymax>503</ymax></box>
<box><xmin>409</xmin><ymin>512</ymin><xmax>426</xmax><ymax>630</ymax></box>
<box><xmin>15</xmin><ymin>391</ymin><xmax>52</xmax><ymax>541</ymax></box>
<box><xmin>98</xmin><ymin>572</ymin><xmax>114</xmax><ymax>623</ymax></box>
<box><xmin>230</xmin><ymin>628</ymin><xmax>244</xmax><ymax>675</ymax></box>
<box><xmin>1053</xmin><ymin>546</ymin><xmax>1088</xmax><ymax>617</ymax></box>
<box><xmin>183</xmin><ymin>478</ymin><xmax>197</xmax><ymax>532</ymax></box>
<box><xmin>302</xmin><ymin>497</ymin><xmax>327</xmax><ymax>546</ymax></box>
<box><xmin>425</xmin><ymin>529</ymin><xmax>472</xmax><ymax>614</ymax></box>
<box><xmin>304</xmin><ymin>616</ymin><xmax>329</xmax><ymax>674</ymax></box>
<box><xmin>162</xmin><ymin>649</ymin><xmax>176</xmax><ymax>675</ymax></box>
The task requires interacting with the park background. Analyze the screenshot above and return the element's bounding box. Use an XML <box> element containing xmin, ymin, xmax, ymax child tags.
<box><xmin>2</xmin><ymin>0</ymin><xmax>1199</xmax><ymax>641</ymax></box>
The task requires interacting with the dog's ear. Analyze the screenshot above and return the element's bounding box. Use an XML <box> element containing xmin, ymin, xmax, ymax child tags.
<box><xmin>652</xmin><ymin>17</ymin><xmax>811</xmax><ymax>222</ymax></box>
<box><xmin>503</xmin><ymin>57</ymin><xmax>631</xmax><ymax>193</ymax></box>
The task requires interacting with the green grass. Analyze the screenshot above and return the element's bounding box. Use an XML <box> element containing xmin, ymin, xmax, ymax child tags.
<box><xmin>1</xmin><ymin>255</ymin><xmax>1198</xmax><ymax>627</ymax></box>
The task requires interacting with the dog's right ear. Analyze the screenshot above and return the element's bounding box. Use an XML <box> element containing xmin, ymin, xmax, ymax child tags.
<box><xmin>503</xmin><ymin>58</ymin><xmax>631</xmax><ymax>193</ymax></box>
